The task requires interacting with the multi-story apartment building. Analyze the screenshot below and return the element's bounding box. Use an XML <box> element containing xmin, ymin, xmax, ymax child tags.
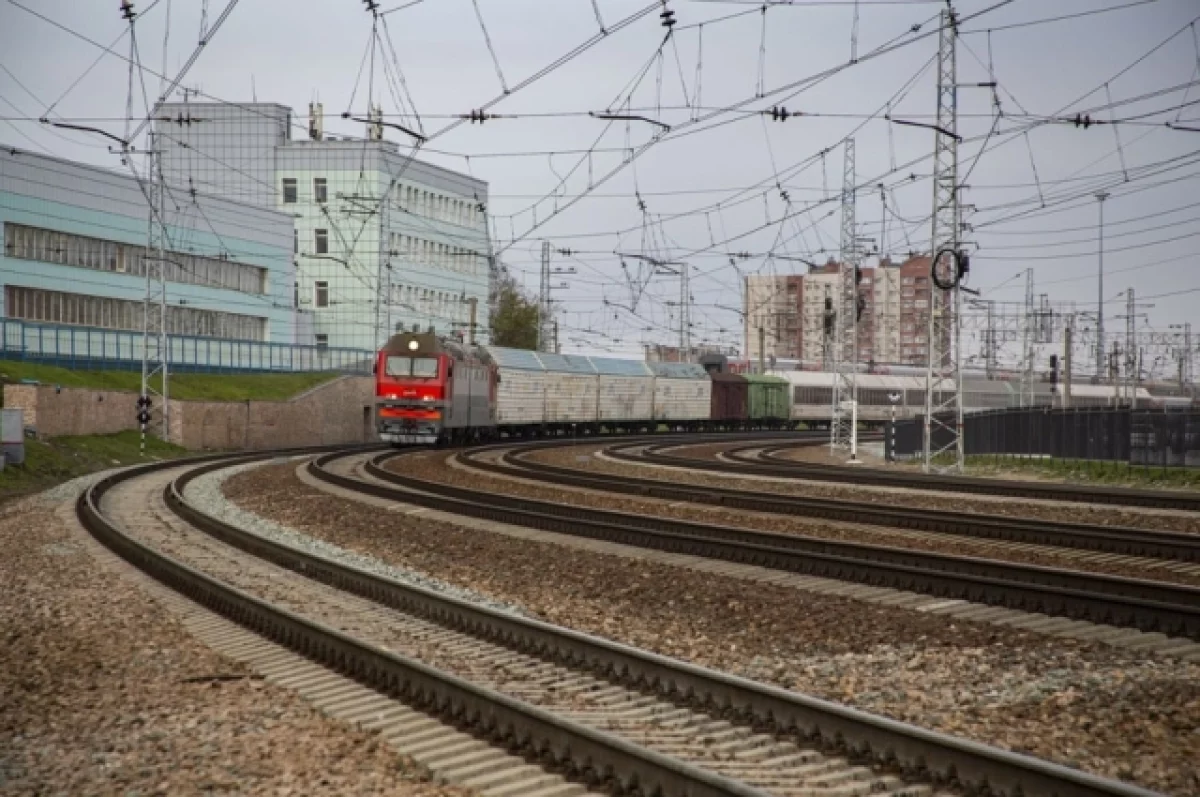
<box><xmin>155</xmin><ymin>102</ymin><xmax>492</xmax><ymax>351</ymax></box>
<box><xmin>871</xmin><ymin>259</ymin><xmax>902</xmax><ymax>364</ymax></box>
<box><xmin>743</xmin><ymin>274</ymin><xmax>803</xmax><ymax>364</ymax></box>
<box><xmin>745</xmin><ymin>257</ymin><xmax>931</xmax><ymax>368</ymax></box>
<box><xmin>897</xmin><ymin>255</ymin><xmax>934</xmax><ymax>366</ymax></box>
<box><xmin>0</xmin><ymin>146</ymin><xmax>298</xmax><ymax>363</ymax></box>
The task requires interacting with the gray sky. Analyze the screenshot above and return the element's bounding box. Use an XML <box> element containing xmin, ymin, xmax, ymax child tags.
<box><xmin>2</xmin><ymin>0</ymin><xmax>1198</xmax><ymax>372</ymax></box>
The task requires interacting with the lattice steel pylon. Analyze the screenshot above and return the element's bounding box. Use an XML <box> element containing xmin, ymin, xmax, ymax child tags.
<box><xmin>538</xmin><ymin>240</ymin><xmax>552</xmax><ymax>352</ymax></box>
<box><xmin>921</xmin><ymin>6</ymin><xmax>963</xmax><ymax>472</ymax></box>
<box><xmin>1019</xmin><ymin>269</ymin><xmax>1035</xmax><ymax>407</ymax></box>
<box><xmin>830</xmin><ymin>139</ymin><xmax>860</xmax><ymax>460</ymax></box>
<box><xmin>140</xmin><ymin>130</ymin><xmax>170</xmax><ymax>451</ymax></box>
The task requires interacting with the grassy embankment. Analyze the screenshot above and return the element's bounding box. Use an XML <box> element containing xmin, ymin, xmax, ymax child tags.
<box><xmin>0</xmin><ymin>360</ymin><xmax>344</xmax><ymax>501</ymax></box>
<box><xmin>0</xmin><ymin>431</ymin><xmax>187</xmax><ymax>502</ymax></box>
<box><xmin>956</xmin><ymin>454</ymin><xmax>1200</xmax><ymax>490</ymax></box>
<box><xmin>0</xmin><ymin>360</ymin><xmax>339</xmax><ymax>402</ymax></box>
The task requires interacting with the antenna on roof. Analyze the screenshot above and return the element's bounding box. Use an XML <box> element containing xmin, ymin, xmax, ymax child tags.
<box><xmin>309</xmin><ymin>102</ymin><xmax>323</xmax><ymax>141</ymax></box>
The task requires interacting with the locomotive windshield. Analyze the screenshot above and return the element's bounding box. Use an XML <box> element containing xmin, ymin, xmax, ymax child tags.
<box><xmin>385</xmin><ymin>356</ymin><xmax>439</xmax><ymax>378</ymax></box>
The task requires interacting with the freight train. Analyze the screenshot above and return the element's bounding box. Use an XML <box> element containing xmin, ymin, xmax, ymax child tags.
<box><xmin>374</xmin><ymin>332</ymin><xmax>1193</xmax><ymax>444</ymax></box>
<box><xmin>374</xmin><ymin>331</ymin><xmax>789</xmax><ymax>444</ymax></box>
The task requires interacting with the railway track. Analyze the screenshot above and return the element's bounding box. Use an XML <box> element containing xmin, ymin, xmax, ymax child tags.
<box><xmin>482</xmin><ymin>442</ymin><xmax>1200</xmax><ymax>564</ymax></box>
<box><xmin>318</xmin><ymin>446</ymin><xmax>1200</xmax><ymax>640</ymax></box>
<box><xmin>629</xmin><ymin>439</ymin><xmax>1200</xmax><ymax>512</ymax></box>
<box><xmin>76</xmin><ymin>445</ymin><xmax>1165</xmax><ymax>797</ymax></box>
<box><xmin>71</xmin><ymin>445</ymin><xmax>1175</xmax><ymax>796</ymax></box>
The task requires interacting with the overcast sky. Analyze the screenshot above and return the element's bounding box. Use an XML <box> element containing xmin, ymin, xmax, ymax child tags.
<box><xmin>2</xmin><ymin>0</ymin><xmax>1198</xmax><ymax>372</ymax></box>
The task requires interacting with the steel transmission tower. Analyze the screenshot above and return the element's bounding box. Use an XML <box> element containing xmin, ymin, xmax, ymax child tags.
<box><xmin>830</xmin><ymin>139</ymin><xmax>860</xmax><ymax>460</ymax></box>
<box><xmin>1019</xmin><ymin>269</ymin><xmax>1035</xmax><ymax>407</ymax></box>
<box><xmin>538</xmin><ymin>241</ymin><xmax>552</xmax><ymax>352</ymax></box>
<box><xmin>1095</xmin><ymin>191</ymin><xmax>1109</xmax><ymax>379</ymax></box>
<box><xmin>922</xmin><ymin>6</ymin><xmax>964</xmax><ymax>472</ymax></box>
<box><xmin>140</xmin><ymin>130</ymin><xmax>170</xmax><ymax>450</ymax></box>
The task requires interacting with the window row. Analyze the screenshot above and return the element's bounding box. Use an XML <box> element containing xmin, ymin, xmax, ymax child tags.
<box><xmin>387</xmin><ymin>232</ymin><xmax>481</xmax><ymax>275</ymax></box>
<box><xmin>4</xmin><ymin>223</ymin><xmax>267</xmax><ymax>295</ymax></box>
<box><xmin>309</xmin><ymin>279</ymin><xmax>473</xmax><ymax>323</ymax></box>
<box><xmin>4</xmin><ymin>285</ymin><xmax>267</xmax><ymax>341</ymax></box>
<box><xmin>393</xmin><ymin>183</ymin><xmax>482</xmax><ymax>228</ymax></box>
<box><xmin>279</xmin><ymin>176</ymin><xmax>484</xmax><ymax>229</ymax></box>
<box><xmin>792</xmin><ymin>386</ymin><xmax>959</xmax><ymax>407</ymax></box>
<box><xmin>281</xmin><ymin>177</ymin><xmax>326</xmax><ymax>205</ymax></box>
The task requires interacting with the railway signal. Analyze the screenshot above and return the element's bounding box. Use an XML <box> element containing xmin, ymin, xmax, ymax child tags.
<box><xmin>136</xmin><ymin>395</ymin><xmax>153</xmax><ymax>426</ymax></box>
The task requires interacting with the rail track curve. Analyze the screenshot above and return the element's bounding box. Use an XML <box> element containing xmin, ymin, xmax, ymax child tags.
<box><xmin>337</xmin><ymin>444</ymin><xmax>1200</xmax><ymax>640</ymax></box>
<box><xmin>72</xmin><ymin>441</ymin><xmax>1175</xmax><ymax>796</ymax></box>
<box><xmin>626</xmin><ymin>439</ymin><xmax>1200</xmax><ymax>511</ymax></box>
<box><xmin>485</xmin><ymin>442</ymin><xmax>1200</xmax><ymax>564</ymax></box>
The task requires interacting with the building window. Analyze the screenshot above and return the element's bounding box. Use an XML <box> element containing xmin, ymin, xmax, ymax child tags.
<box><xmin>314</xmin><ymin>280</ymin><xmax>329</xmax><ymax>308</ymax></box>
<box><xmin>3</xmin><ymin>222</ymin><xmax>265</xmax><ymax>294</ymax></box>
<box><xmin>4</xmin><ymin>285</ymin><xmax>265</xmax><ymax>340</ymax></box>
<box><xmin>314</xmin><ymin>229</ymin><xmax>328</xmax><ymax>254</ymax></box>
<box><xmin>315</xmin><ymin>333</ymin><xmax>328</xmax><ymax>349</ymax></box>
<box><xmin>313</xmin><ymin>177</ymin><xmax>327</xmax><ymax>204</ymax></box>
<box><xmin>293</xmin><ymin>229</ymin><xmax>298</xmax><ymax>254</ymax></box>
<box><xmin>282</xmin><ymin>178</ymin><xmax>297</xmax><ymax>204</ymax></box>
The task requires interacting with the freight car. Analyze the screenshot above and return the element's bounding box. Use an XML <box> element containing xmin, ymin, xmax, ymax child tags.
<box><xmin>374</xmin><ymin>332</ymin><xmax>799</xmax><ymax>444</ymax></box>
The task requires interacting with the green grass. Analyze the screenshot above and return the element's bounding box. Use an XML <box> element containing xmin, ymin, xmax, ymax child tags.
<box><xmin>0</xmin><ymin>360</ymin><xmax>341</xmax><ymax>402</ymax></box>
<box><xmin>0</xmin><ymin>430</ymin><xmax>189</xmax><ymax>503</ymax></box>
<box><xmin>957</xmin><ymin>454</ymin><xmax>1200</xmax><ymax>490</ymax></box>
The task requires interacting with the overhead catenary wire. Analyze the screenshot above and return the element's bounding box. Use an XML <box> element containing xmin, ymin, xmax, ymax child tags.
<box><xmin>8</xmin><ymin>0</ymin><xmax>1199</xmax><ymax>355</ymax></box>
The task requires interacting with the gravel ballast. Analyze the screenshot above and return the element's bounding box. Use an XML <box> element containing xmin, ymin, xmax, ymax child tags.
<box><xmin>189</xmin><ymin>459</ymin><xmax>529</xmax><ymax>617</ymax></box>
<box><xmin>0</xmin><ymin>479</ymin><xmax>468</xmax><ymax>796</ymax></box>
<box><xmin>528</xmin><ymin>443</ymin><xmax>1200</xmax><ymax>535</ymax></box>
<box><xmin>390</xmin><ymin>450</ymin><xmax>1200</xmax><ymax>587</ymax></box>
<box><xmin>224</xmin><ymin>460</ymin><xmax>1200</xmax><ymax>796</ymax></box>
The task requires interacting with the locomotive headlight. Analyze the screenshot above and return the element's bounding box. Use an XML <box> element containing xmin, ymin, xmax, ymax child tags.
<box><xmin>407</xmin><ymin>340</ymin><xmax>419</xmax><ymax>351</ymax></box>
<box><xmin>422</xmin><ymin>395</ymin><xmax>434</xmax><ymax>401</ymax></box>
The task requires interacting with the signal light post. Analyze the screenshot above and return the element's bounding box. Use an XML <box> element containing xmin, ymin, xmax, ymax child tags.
<box><xmin>137</xmin><ymin>395</ymin><xmax>153</xmax><ymax>456</ymax></box>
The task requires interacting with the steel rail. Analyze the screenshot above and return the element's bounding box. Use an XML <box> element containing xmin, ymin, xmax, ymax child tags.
<box><xmin>340</xmin><ymin>450</ymin><xmax>1200</xmax><ymax>639</ymax></box>
<box><xmin>476</xmin><ymin>444</ymin><xmax>1200</xmax><ymax>563</ymax></box>
<box><xmin>76</xmin><ymin>452</ymin><xmax>777</xmax><ymax>797</ymax></box>
<box><xmin>669</xmin><ymin>441</ymin><xmax>1200</xmax><ymax>511</ymax></box>
<box><xmin>298</xmin><ymin>446</ymin><xmax>1165</xmax><ymax>797</ymax></box>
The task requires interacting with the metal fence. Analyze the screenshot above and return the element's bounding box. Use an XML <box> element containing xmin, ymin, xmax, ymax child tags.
<box><xmin>0</xmin><ymin>318</ymin><xmax>373</xmax><ymax>374</ymax></box>
<box><xmin>892</xmin><ymin>406</ymin><xmax>1200</xmax><ymax>468</ymax></box>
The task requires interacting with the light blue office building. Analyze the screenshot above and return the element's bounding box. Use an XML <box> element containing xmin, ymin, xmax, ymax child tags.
<box><xmin>156</xmin><ymin>102</ymin><xmax>493</xmax><ymax>351</ymax></box>
<box><xmin>0</xmin><ymin>145</ymin><xmax>364</xmax><ymax>371</ymax></box>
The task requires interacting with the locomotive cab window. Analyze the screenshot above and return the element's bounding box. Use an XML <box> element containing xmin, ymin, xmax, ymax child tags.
<box><xmin>385</xmin><ymin>356</ymin><xmax>439</xmax><ymax>377</ymax></box>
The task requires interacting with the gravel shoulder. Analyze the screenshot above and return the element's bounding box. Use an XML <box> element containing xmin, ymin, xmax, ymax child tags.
<box><xmin>412</xmin><ymin>450</ymin><xmax>1200</xmax><ymax>587</ymax></box>
<box><xmin>527</xmin><ymin>443</ymin><xmax>1200</xmax><ymax>535</ymax></box>
<box><xmin>224</xmin><ymin>460</ymin><xmax>1200</xmax><ymax>796</ymax></box>
<box><xmin>0</xmin><ymin>481</ymin><xmax>468</xmax><ymax>796</ymax></box>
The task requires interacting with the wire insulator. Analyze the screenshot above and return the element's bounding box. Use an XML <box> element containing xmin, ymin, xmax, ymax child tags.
<box><xmin>659</xmin><ymin>2</ymin><xmax>676</xmax><ymax>29</ymax></box>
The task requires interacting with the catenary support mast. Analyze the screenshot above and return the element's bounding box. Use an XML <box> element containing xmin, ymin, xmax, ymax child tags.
<box><xmin>922</xmin><ymin>5</ymin><xmax>964</xmax><ymax>472</ymax></box>
<box><xmin>140</xmin><ymin>130</ymin><xmax>169</xmax><ymax>452</ymax></box>
<box><xmin>830</xmin><ymin>139</ymin><xmax>859</xmax><ymax>459</ymax></box>
<box><xmin>538</xmin><ymin>240</ymin><xmax>552</xmax><ymax>352</ymax></box>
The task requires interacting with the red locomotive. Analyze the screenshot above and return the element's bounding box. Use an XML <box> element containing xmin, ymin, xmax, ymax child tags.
<box><xmin>375</xmin><ymin>330</ymin><xmax>496</xmax><ymax>445</ymax></box>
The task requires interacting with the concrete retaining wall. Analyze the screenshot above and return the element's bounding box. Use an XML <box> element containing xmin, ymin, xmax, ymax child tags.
<box><xmin>3</xmin><ymin>384</ymin><xmax>139</xmax><ymax>438</ymax></box>
<box><xmin>4</xmin><ymin>376</ymin><xmax>375</xmax><ymax>449</ymax></box>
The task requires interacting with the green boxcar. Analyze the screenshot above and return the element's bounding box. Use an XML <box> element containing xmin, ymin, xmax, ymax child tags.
<box><xmin>743</xmin><ymin>374</ymin><xmax>789</xmax><ymax>424</ymax></box>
